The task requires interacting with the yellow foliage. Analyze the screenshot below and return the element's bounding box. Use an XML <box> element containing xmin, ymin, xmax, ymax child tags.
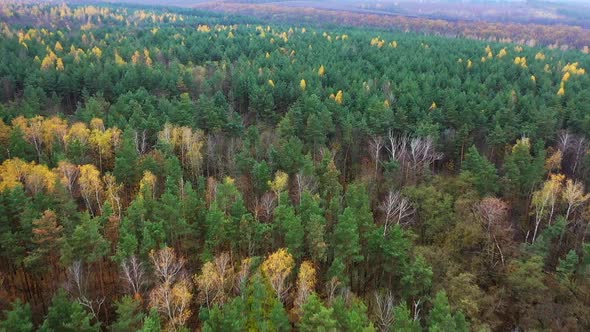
<box><xmin>197</xmin><ymin>25</ymin><xmax>211</xmax><ymax>33</ymax></box>
<box><xmin>497</xmin><ymin>48</ymin><xmax>508</xmax><ymax>58</ymax></box>
<box><xmin>269</xmin><ymin>171</ymin><xmax>289</xmax><ymax>195</ymax></box>
<box><xmin>55</xmin><ymin>58</ymin><xmax>64</xmax><ymax>71</ymax></box>
<box><xmin>0</xmin><ymin>158</ymin><xmax>28</xmax><ymax>192</ymax></box>
<box><xmin>41</xmin><ymin>52</ymin><xmax>57</xmax><ymax>70</ymax></box>
<box><xmin>294</xmin><ymin>261</ymin><xmax>316</xmax><ymax>310</ymax></box>
<box><xmin>544</xmin><ymin>150</ymin><xmax>562</xmax><ymax>172</ymax></box>
<box><xmin>91</xmin><ymin>46</ymin><xmax>102</xmax><ymax>58</ymax></box>
<box><xmin>318</xmin><ymin>65</ymin><xmax>326</xmax><ymax>77</ymax></box>
<box><xmin>261</xmin><ymin>248</ymin><xmax>295</xmax><ymax>300</ymax></box>
<box><xmin>562</xmin><ymin>71</ymin><xmax>571</xmax><ymax>82</ymax></box>
<box><xmin>300</xmin><ymin>79</ymin><xmax>306</xmax><ymax>91</ymax></box>
<box><xmin>514</xmin><ymin>56</ymin><xmax>527</xmax><ymax>68</ymax></box>
<box><xmin>131</xmin><ymin>50</ymin><xmax>141</xmax><ymax>65</ymax></box>
<box><xmin>467</xmin><ymin>59</ymin><xmax>473</xmax><ymax>69</ymax></box>
<box><xmin>531</xmin><ymin>75</ymin><xmax>536</xmax><ymax>82</ymax></box>
<box><xmin>557</xmin><ymin>86</ymin><xmax>565</xmax><ymax>96</ymax></box>
<box><xmin>429</xmin><ymin>102</ymin><xmax>437</xmax><ymax>110</ymax></box>
<box><xmin>390</xmin><ymin>40</ymin><xmax>397</xmax><ymax>48</ymax></box>
<box><xmin>268</xmin><ymin>79</ymin><xmax>275</xmax><ymax>88</ymax></box>
<box><xmin>563</xmin><ymin>62</ymin><xmax>586</xmax><ymax>76</ymax></box>
<box><xmin>335</xmin><ymin>90</ymin><xmax>344</xmax><ymax>105</ymax></box>
<box><xmin>115</xmin><ymin>52</ymin><xmax>126</xmax><ymax>65</ymax></box>
<box><xmin>54</xmin><ymin>41</ymin><xmax>63</xmax><ymax>52</ymax></box>
<box><xmin>139</xmin><ymin>171</ymin><xmax>157</xmax><ymax>197</ymax></box>
<box><xmin>535</xmin><ymin>52</ymin><xmax>546</xmax><ymax>60</ymax></box>
<box><xmin>144</xmin><ymin>48</ymin><xmax>152</xmax><ymax>67</ymax></box>
<box><xmin>383</xmin><ymin>100</ymin><xmax>390</xmax><ymax>108</ymax></box>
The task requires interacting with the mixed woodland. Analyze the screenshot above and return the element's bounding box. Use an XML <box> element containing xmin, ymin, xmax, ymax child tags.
<box><xmin>1</xmin><ymin>1</ymin><xmax>590</xmax><ymax>331</ymax></box>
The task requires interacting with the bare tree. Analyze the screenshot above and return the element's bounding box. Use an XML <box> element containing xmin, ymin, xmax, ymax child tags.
<box><xmin>558</xmin><ymin>131</ymin><xmax>589</xmax><ymax>178</ymax></box>
<box><xmin>134</xmin><ymin>129</ymin><xmax>147</xmax><ymax>155</ymax></box>
<box><xmin>325</xmin><ymin>277</ymin><xmax>341</xmax><ymax>305</ymax></box>
<box><xmin>412</xmin><ymin>299</ymin><xmax>422</xmax><ymax>322</ymax></box>
<box><xmin>474</xmin><ymin>197</ymin><xmax>511</xmax><ymax>266</ymax></box>
<box><xmin>258</xmin><ymin>192</ymin><xmax>277</xmax><ymax>221</ymax></box>
<box><xmin>373</xmin><ymin>291</ymin><xmax>395</xmax><ymax>332</ymax></box>
<box><xmin>386</xmin><ymin>132</ymin><xmax>442</xmax><ymax>183</ymax></box>
<box><xmin>150</xmin><ymin>247</ymin><xmax>185</xmax><ymax>284</ymax></box>
<box><xmin>379</xmin><ymin>190</ymin><xmax>414</xmax><ymax>236</ymax></box>
<box><xmin>369</xmin><ymin>135</ymin><xmax>385</xmax><ymax>179</ymax></box>
<box><xmin>295</xmin><ymin>171</ymin><xmax>317</xmax><ymax>204</ymax></box>
<box><xmin>149</xmin><ymin>247</ymin><xmax>192</xmax><ymax>331</ymax></box>
<box><xmin>65</xmin><ymin>260</ymin><xmax>105</xmax><ymax>320</ymax></box>
<box><xmin>120</xmin><ymin>255</ymin><xmax>146</xmax><ymax>297</ymax></box>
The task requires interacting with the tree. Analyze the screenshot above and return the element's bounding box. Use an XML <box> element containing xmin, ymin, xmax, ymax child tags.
<box><xmin>275</xmin><ymin>200</ymin><xmax>304</xmax><ymax>260</ymax></box>
<box><xmin>138</xmin><ymin>309</ymin><xmax>162</xmax><ymax>332</ymax></box>
<box><xmin>392</xmin><ymin>302</ymin><xmax>421</xmax><ymax>332</ymax></box>
<box><xmin>25</xmin><ymin>209</ymin><xmax>63</xmax><ymax>269</ymax></box>
<box><xmin>298</xmin><ymin>293</ymin><xmax>337</xmax><ymax>332</ymax></box>
<box><xmin>562</xmin><ymin>179</ymin><xmax>589</xmax><ymax>221</ymax></box>
<box><xmin>531</xmin><ymin>174</ymin><xmax>564</xmax><ymax>243</ymax></box>
<box><xmin>78</xmin><ymin>164</ymin><xmax>104</xmax><ymax>216</ymax></box>
<box><xmin>0</xmin><ymin>299</ymin><xmax>33</xmax><ymax>332</ymax></box>
<box><xmin>194</xmin><ymin>252</ymin><xmax>235</xmax><ymax>309</ymax></box>
<box><xmin>261</xmin><ymin>248</ymin><xmax>295</xmax><ymax>302</ymax></box>
<box><xmin>111</xmin><ymin>296</ymin><xmax>145</xmax><ymax>332</ymax></box>
<box><xmin>332</xmin><ymin>296</ymin><xmax>375</xmax><ymax>332</ymax></box>
<box><xmin>428</xmin><ymin>290</ymin><xmax>469</xmax><ymax>332</ymax></box>
<box><xmin>294</xmin><ymin>261</ymin><xmax>317</xmax><ymax>313</ymax></box>
<box><xmin>61</xmin><ymin>213</ymin><xmax>109</xmax><ymax>264</ymax></box>
<box><xmin>39</xmin><ymin>289</ymin><xmax>100</xmax><ymax>332</ymax></box>
<box><xmin>120</xmin><ymin>255</ymin><xmax>146</xmax><ymax>298</ymax></box>
<box><xmin>113</xmin><ymin>129</ymin><xmax>140</xmax><ymax>187</ymax></box>
<box><xmin>461</xmin><ymin>146</ymin><xmax>499</xmax><ymax>195</ymax></box>
<box><xmin>504</xmin><ymin>137</ymin><xmax>545</xmax><ymax>199</ymax></box>
<box><xmin>379</xmin><ymin>190</ymin><xmax>414</xmax><ymax>235</ymax></box>
<box><xmin>331</xmin><ymin>208</ymin><xmax>362</xmax><ymax>274</ymax></box>
<box><xmin>149</xmin><ymin>247</ymin><xmax>192</xmax><ymax>331</ymax></box>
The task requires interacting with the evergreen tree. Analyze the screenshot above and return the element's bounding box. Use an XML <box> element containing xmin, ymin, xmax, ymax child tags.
<box><xmin>298</xmin><ymin>293</ymin><xmax>337</xmax><ymax>332</ymax></box>
<box><xmin>111</xmin><ymin>296</ymin><xmax>145</xmax><ymax>332</ymax></box>
<box><xmin>40</xmin><ymin>289</ymin><xmax>100</xmax><ymax>332</ymax></box>
<box><xmin>0</xmin><ymin>299</ymin><xmax>34</xmax><ymax>332</ymax></box>
<box><xmin>461</xmin><ymin>145</ymin><xmax>499</xmax><ymax>195</ymax></box>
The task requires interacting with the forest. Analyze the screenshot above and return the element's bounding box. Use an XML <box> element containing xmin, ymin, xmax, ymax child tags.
<box><xmin>1</xmin><ymin>1</ymin><xmax>590</xmax><ymax>331</ymax></box>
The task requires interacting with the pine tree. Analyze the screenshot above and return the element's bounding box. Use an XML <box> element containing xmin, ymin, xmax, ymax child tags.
<box><xmin>0</xmin><ymin>299</ymin><xmax>34</xmax><ymax>332</ymax></box>
<box><xmin>461</xmin><ymin>145</ymin><xmax>499</xmax><ymax>195</ymax></box>
<box><xmin>298</xmin><ymin>293</ymin><xmax>337</xmax><ymax>332</ymax></box>
<box><xmin>111</xmin><ymin>296</ymin><xmax>145</xmax><ymax>332</ymax></box>
<box><xmin>39</xmin><ymin>289</ymin><xmax>100</xmax><ymax>332</ymax></box>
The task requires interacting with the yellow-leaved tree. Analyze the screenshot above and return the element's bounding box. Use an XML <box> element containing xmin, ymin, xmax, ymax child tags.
<box><xmin>261</xmin><ymin>248</ymin><xmax>294</xmax><ymax>302</ymax></box>
<box><xmin>293</xmin><ymin>261</ymin><xmax>316</xmax><ymax>312</ymax></box>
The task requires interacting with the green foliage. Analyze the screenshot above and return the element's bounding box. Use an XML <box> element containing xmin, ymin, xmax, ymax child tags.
<box><xmin>428</xmin><ymin>290</ymin><xmax>469</xmax><ymax>332</ymax></box>
<box><xmin>111</xmin><ymin>296</ymin><xmax>145</xmax><ymax>332</ymax></box>
<box><xmin>61</xmin><ymin>213</ymin><xmax>109</xmax><ymax>264</ymax></box>
<box><xmin>392</xmin><ymin>303</ymin><xmax>421</xmax><ymax>332</ymax></box>
<box><xmin>460</xmin><ymin>146</ymin><xmax>499</xmax><ymax>196</ymax></box>
<box><xmin>40</xmin><ymin>289</ymin><xmax>100</xmax><ymax>332</ymax></box>
<box><xmin>0</xmin><ymin>299</ymin><xmax>33</xmax><ymax>332</ymax></box>
<box><xmin>298</xmin><ymin>294</ymin><xmax>337</xmax><ymax>332</ymax></box>
<box><xmin>332</xmin><ymin>296</ymin><xmax>375</xmax><ymax>332</ymax></box>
